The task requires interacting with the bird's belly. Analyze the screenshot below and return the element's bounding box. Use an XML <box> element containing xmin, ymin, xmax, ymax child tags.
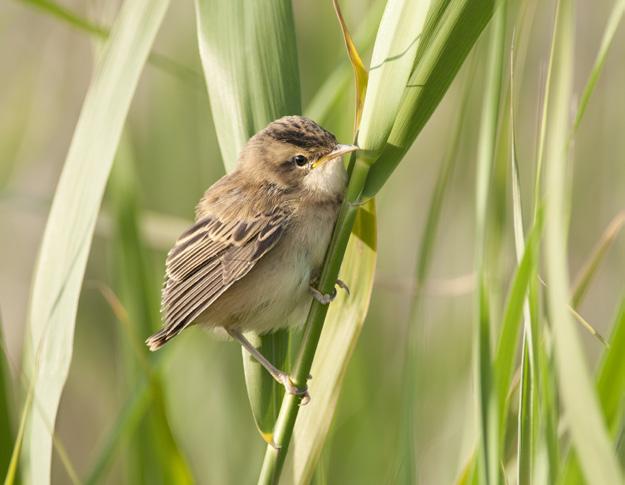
<box><xmin>199</xmin><ymin>213</ymin><xmax>335</xmax><ymax>335</ymax></box>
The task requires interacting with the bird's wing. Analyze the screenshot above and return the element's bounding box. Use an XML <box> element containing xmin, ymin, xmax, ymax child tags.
<box><xmin>154</xmin><ymin>203</ymin><xmax>290</xmax><ymax>344</ymax></box>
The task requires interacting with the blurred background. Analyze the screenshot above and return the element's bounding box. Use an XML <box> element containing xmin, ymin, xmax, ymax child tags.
<box><xmin>1</xmin><ymin>0</ymin><xmax>624</xmax><ymax>483</ymax></box>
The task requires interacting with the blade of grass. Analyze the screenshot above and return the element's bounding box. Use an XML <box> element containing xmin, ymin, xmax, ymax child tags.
<box><xmin>3</xmin><ymin>385</ymin><xmax>32</xmax><ymax>485</ymax></box>
<box><xmin>108</xmin><ymin>137</ymin><xmax>160</xmax><ymax>363</ymax></box>
<box><xmin>332</xmin><ymin>0</ymin><xmax>369</xmax><ymax>130</ymax></box>
<box><xmin>84</xmin><ymin>378</ymin><xmax>151</xmax><ymax>485</ymax></box>
<box><xmin>292</xmin><ymin>200</ymin><xmax>377</xmax><ymax>484</ymax></box>
<box><xmin>413</xmin><ymin>0</ymin><xmax>454</xmax><ymax>62</ymax></box>
<box><xmin>195</xmin><ymin>0</ymin><xmax>301</xmax><ymax>169</ymax></box>
<box><xmin>258</xmin><ymin>150</ymin><xmax>372</xmax><ymax>485</ymax></box>
<box><xmin>357</xmin><ymin>0</ymin><xmax>431</xmax><ymax>157</ymax></box>
<box><xmin>543</xmin><ymin>1</ymin><xmax>623</xmax><ymax>483</ymax></box>
<box><xmin>560</xmin><ymin>295</ymin><xmax>625</xmax><ymax>484</ymax></box>
<box><xmin>20</xmin><ymin>0</ymin><xmax>170</xmax><ymax>482</ymax></box>
<box><xmin>494</xmin><ymin>213</ymin><xmax>542</xmax><ymax>425</ymax></box>
<box><xmin>565</xmin><ymin>0</ymin><xmax>625</xmax><ymax>310</ymax></box>
<box><xmin>0</xmin><ymin>319</ymin><xmax>13</xmax><ymax>478</ymax></box>
<box><xmin>107</xmin><ymin>136</ymin><xmax>193</xmax><ymax>484</ymax></box>
<box><xmin>194</xmin><ymin>0</ymin><xmax>301</xmax><ymax>443</ymax></box>
<box><xmin>529</xmin><ymin>7</ymin><xmax>561</xmax><ymax>480</ymax></box>
<box><xmin>517</xmin><ymin>342</ymin><xmax>532</xmax><ymax>484</ymax></box>
<box><xmin>397</xmin><ymin>60</ymin><xmax>475</xmax><ymax>483</ymax></box>
<box><xmin>539</xmin><ymin>329</ymin><xmax>560</xmax><ymax>483</ymax></box>
<box><xmin>509</xmin><ymin>43</ymin><xmax>537</xmax><ymax>485</ymax></box>
<box><xmin>473</xmin><ymin>6</ymin><xmax>506</xmax><ymax>483</ymax></box>
<box><xmin>363</xmin><ymin>0</ymin><xmax>499</xmax><ymax>197</ymax></box>
<box><xmin>259</xmin><ymin>2</ymin><xmax>501</xmax><ymax>483</ymax></box>
<box><xmin>571</xmin><ymin>212</ymin><xmax>625</xmax><ymax>309</ymax></box>
<box><xmin>597</xmin><ymin>298</ymin><xmax>625</xmax><ymax>438</ymax></box>
<box><xmin>16</xmin><ymin>0</ymin><xmax>201</xmax><ymax>87</ymax></box>
<box><xmin>291</xmin><ymin>7</ymin><xmax>378</xmax><ymax>480</ymax></box>
<box><xmin>572</xmin><ymin>0</ymin><xmax>625</xmax><ymax>132</ymax></box>
<box><xmin>242</xmin><ymin>332</ymin><xmax>289</xmax><ymax>445</ymax></box>
<box><xmin>305</xmin><ymin>1</ymin><xmax>384</xmax><ymax>124</ymax></box>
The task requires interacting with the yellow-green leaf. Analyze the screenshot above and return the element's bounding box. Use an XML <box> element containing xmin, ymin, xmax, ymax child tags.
<box><xmin>292</xmin><ymin>200</ymin><xmax>377</xmax><ymax>484</ymax></box>
<box><xmin>20</xmin><ymin>0</ymin><xmax>170</xmax><ymax>482</ymax></box>
<box><xmin>543</xmin><ymin>1</ymin><xmax>623</xmax><ymax>483</ymax></box>
<box><xmin>194</xmin><ymin>0</ymin><xmax>301</xmax><ymax>442</ymax></box>
<box><xmin>358</xmin><ymin>0</ymin><xmax>431</xmax><ymax>158</ymax></box>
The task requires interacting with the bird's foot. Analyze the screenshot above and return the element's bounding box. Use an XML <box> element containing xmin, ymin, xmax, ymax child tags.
<box><xmin>309</xmin><ymin>279</ymin><xmax>350</xmax><ymax>304</ymax></box>
<box><xmin>310</xmin><ymin>285</ymin><xmax>336</xmax><ymax>304</ymax></box>
<box><xmin>278</xmin><ymin>373</ymin><xmax>310</xmax><ymax>406</ymax></box>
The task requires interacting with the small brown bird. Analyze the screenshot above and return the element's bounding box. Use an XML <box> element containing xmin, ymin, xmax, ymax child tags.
<box><xmin>146</xmin><ymin>116</ymin><xmax>357</xmax><ymax>399</ymax></box>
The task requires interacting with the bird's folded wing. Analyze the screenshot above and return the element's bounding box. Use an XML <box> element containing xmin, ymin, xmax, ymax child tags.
<box><xmin>160</xmin><ymin>205</ymin><xmax>290</xmax><ymax>338</ymax></box>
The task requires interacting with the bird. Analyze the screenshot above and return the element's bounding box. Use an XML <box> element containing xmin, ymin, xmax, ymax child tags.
<box><xmin>145</xmin><ymin>115</ymin><xmax>358</xmax><ymax>401</ymax></box>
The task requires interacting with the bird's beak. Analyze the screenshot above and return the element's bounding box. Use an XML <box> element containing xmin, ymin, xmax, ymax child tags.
<box><xmin>312</xmin><ymin>144</ymin><xmax>359</xmax><ymax>169</ymax></box>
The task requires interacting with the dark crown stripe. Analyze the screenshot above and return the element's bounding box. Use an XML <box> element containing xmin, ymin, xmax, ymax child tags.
<box><xmin>264</xmin><ymin>116</ymin><xmax>337</xmax><ymax>150</ymax></box>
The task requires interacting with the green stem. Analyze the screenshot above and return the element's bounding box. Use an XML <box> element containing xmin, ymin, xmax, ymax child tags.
<box><xmin>257</xmin><ymin>156</ymin><xmax>370</xmax><ymax>485</ymax></box>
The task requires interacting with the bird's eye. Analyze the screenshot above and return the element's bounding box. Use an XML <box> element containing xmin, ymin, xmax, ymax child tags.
<box><xmin>292</xmin><ymin>155</ymin><xmax>308</xmax><ymax>167</ymax></box>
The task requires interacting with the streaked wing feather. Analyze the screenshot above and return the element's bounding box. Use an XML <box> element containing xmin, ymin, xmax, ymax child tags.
<box><xmin>160</xmin><ymin>206</ymin><xmax>289</xmax><ymax>338</ymax></box>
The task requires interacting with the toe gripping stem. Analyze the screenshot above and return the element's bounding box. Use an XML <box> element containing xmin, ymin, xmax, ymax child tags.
<box><xmin>309</xmin><ymin>279</ymin><xmax>350</xmax><ymax>305</ymax></box>
<box><xmin>279</xmin><ymin>374</ymin><xmax>310</xmax><ymax>406</ymax></box>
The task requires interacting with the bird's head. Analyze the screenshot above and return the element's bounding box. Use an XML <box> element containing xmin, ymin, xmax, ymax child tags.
<box><xmin>238</xmin><ymin>116</ymin><xmax>358</xmax><ymax>199</ymax></box>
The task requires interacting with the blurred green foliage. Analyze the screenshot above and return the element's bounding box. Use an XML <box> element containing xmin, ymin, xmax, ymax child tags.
<box><xmin>1</xmin><ymin>0</ymin><xmax>625</xmax><ymax>483</ymax></box>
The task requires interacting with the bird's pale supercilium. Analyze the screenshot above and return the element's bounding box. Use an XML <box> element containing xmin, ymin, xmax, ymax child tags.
<box><xmin>146</xmin><ymin>116</ymin><xmax>358</xmax><ymax>401</ymax></box>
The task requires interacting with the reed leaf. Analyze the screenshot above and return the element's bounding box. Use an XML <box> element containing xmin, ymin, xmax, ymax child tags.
<box><xmin>106</xmin><ymin>137</ymin><xmax>193</xmax><ymax>484</ymax></box>
<box><xmin>571</xmin><ymin>210</ymin><xmax>625</xmax><ymax>311</ymax></box>
<box><xmin>259</xmin><ymin>2</ymin><xmax>501</xmax><ymax>483</ymax></box>
<box><xmin>364</xmin><ymin>0</ymin><xmax>498</xmax><ymax>197</ymax></box>
<box><xmin>84</xmin><ymin>378</ymin><xmax>151</xmax><ymax>485</ymax></box>
<box><xmin>572</xmin><ymin>0</ymin><xmax>625</xmax><ymax>132</ymax></box>
<box><xmin>332</xmin><ymin>0</ymin><xmax>369</xmax><ymax>130</ymax></box>
<box><xmin>561</xmin><ymin>295</ymin><xmax>625</xmax><ymax>484</ymax></box>
<box><xmin>4</xmin><ymin>387</ymin><xmax>32</xmax><ymax>485</ymax></box>
<box><xmin>357</xmin><ymin>0</ymin><xmax>431</xmax><ymax>157</ymax></box>
<box><xmin>543</xmin><ymin>1</ymin><xmax>623</xmax><ymax>483</ymax></box>
<box><xmin>597</xmin><ymin>299</ymin><xmax>625</xmax><ymax>439</ymax></box>
<box><xmin>305</xmin><ymin>1</ymin><xmax>384</xmax><ymax>124</ymax></box>
<box><xmin>0</xmin><ymin>320</ymin><xmax>13</xmax><ymax>479</ymax></box>
<box><xmin>194</xmin><ymin>0</ymin><xmax>301</xmax><ymax>443</ymax></box>
<box><xmin>509</xmin><ymin>52</ymin><xmax>537</xmax><ymax>485</ymax></box>
<box><xmin>289</xmin><ymin>6</ymin><xmax>379</xmax><ymax>481</ymax></box>
<box><xmin>494</xmin><ymin>213</ymin><xmax>542</xmax><ymax>423</ymax></box>
<box><xmin>473</xmin><ymin>6</ymin><xmax>506</xmax><ymax>483</ymax></box>
<box><xmin>292</xmin><ymin>200</ymin><xmax>377</xmax><ymax>484</ymax></box>
<box><xmin>195</xmin><ymin>0</ymin><xmax>301</xmax><ymax>169</ymax></box>
<box><xmin>20</xmin><ymin>0</ymin><xmax>169</xmax><ymax>482</ymax></box>
<box><xmin>399</xmin><ymin>62</ymin><xmax>474</xmax><ymax>482</ymax></box>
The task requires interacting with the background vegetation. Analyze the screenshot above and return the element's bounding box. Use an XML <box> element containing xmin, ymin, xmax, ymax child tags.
<box><xmin>1</xmin><ymin>0</ymin><xmax>625</xmax><ymax>483</ymax></box>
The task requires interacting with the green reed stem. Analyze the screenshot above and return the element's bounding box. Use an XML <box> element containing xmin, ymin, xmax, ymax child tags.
<box><xmin>257</xmin><ymin>156</ymin><xmax>370</xmax><ymax>485</ymax></box>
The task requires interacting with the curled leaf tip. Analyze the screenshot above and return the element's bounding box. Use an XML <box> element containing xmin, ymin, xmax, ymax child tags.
<box><xmin>333</xmin><ymin>0</ymin><xmax>368</xmax><ymax>132</ymax></box>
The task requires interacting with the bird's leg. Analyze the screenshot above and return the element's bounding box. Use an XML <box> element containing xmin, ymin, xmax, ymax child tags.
<box><xmin>309</xmin><ymin>278</ymin><xmax>350</xmax><ymax>304</ymax></box>
<box><xmin>227</xmin><ymin>328</ymin><xmax>310</xmax><ymax>405</ymax></box>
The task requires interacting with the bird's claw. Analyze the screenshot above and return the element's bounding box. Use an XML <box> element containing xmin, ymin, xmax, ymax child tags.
<box><xmin>336</xmin><ymin>279</ymin><xmax>350</xmax><ymax>296</ymax></box>
<box><xmin>309</xmin><ymin>279</ymin><xmax>350</xmax><ymax>304</ymax></box>
<box><xmin>310</xmin><ymin>286</ymin><xmax>336</xmax><ymax>304</ymax></box>
<box><xmin>279</xmin><ymin>374</ymin><xmax>310</xmax><ymax>406</ymax></box>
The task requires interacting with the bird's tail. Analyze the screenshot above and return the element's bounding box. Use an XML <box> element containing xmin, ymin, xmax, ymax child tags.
<box><xmin>145</xmin><ymin>328</ymin><xmax>175</xmax><ymax>351</ymax></box>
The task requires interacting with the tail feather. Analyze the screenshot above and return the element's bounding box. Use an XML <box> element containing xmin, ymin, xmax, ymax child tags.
<box><xmin>146</xmin><ymin>327</ymin><xmax>176</xmax><ymax>351</ymax></box>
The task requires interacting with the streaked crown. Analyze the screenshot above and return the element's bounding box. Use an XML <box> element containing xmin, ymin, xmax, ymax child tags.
<box><xmin>262</xmin><ymin>116</ymin><xmax>337</xmax><ymax>152</ymax></box>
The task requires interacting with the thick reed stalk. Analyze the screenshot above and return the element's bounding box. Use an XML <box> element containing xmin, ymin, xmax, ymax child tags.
<box><xmin>257</xmin><ymin>156</ymin><xmax>371</xmax><ymax>484</ymax></box>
